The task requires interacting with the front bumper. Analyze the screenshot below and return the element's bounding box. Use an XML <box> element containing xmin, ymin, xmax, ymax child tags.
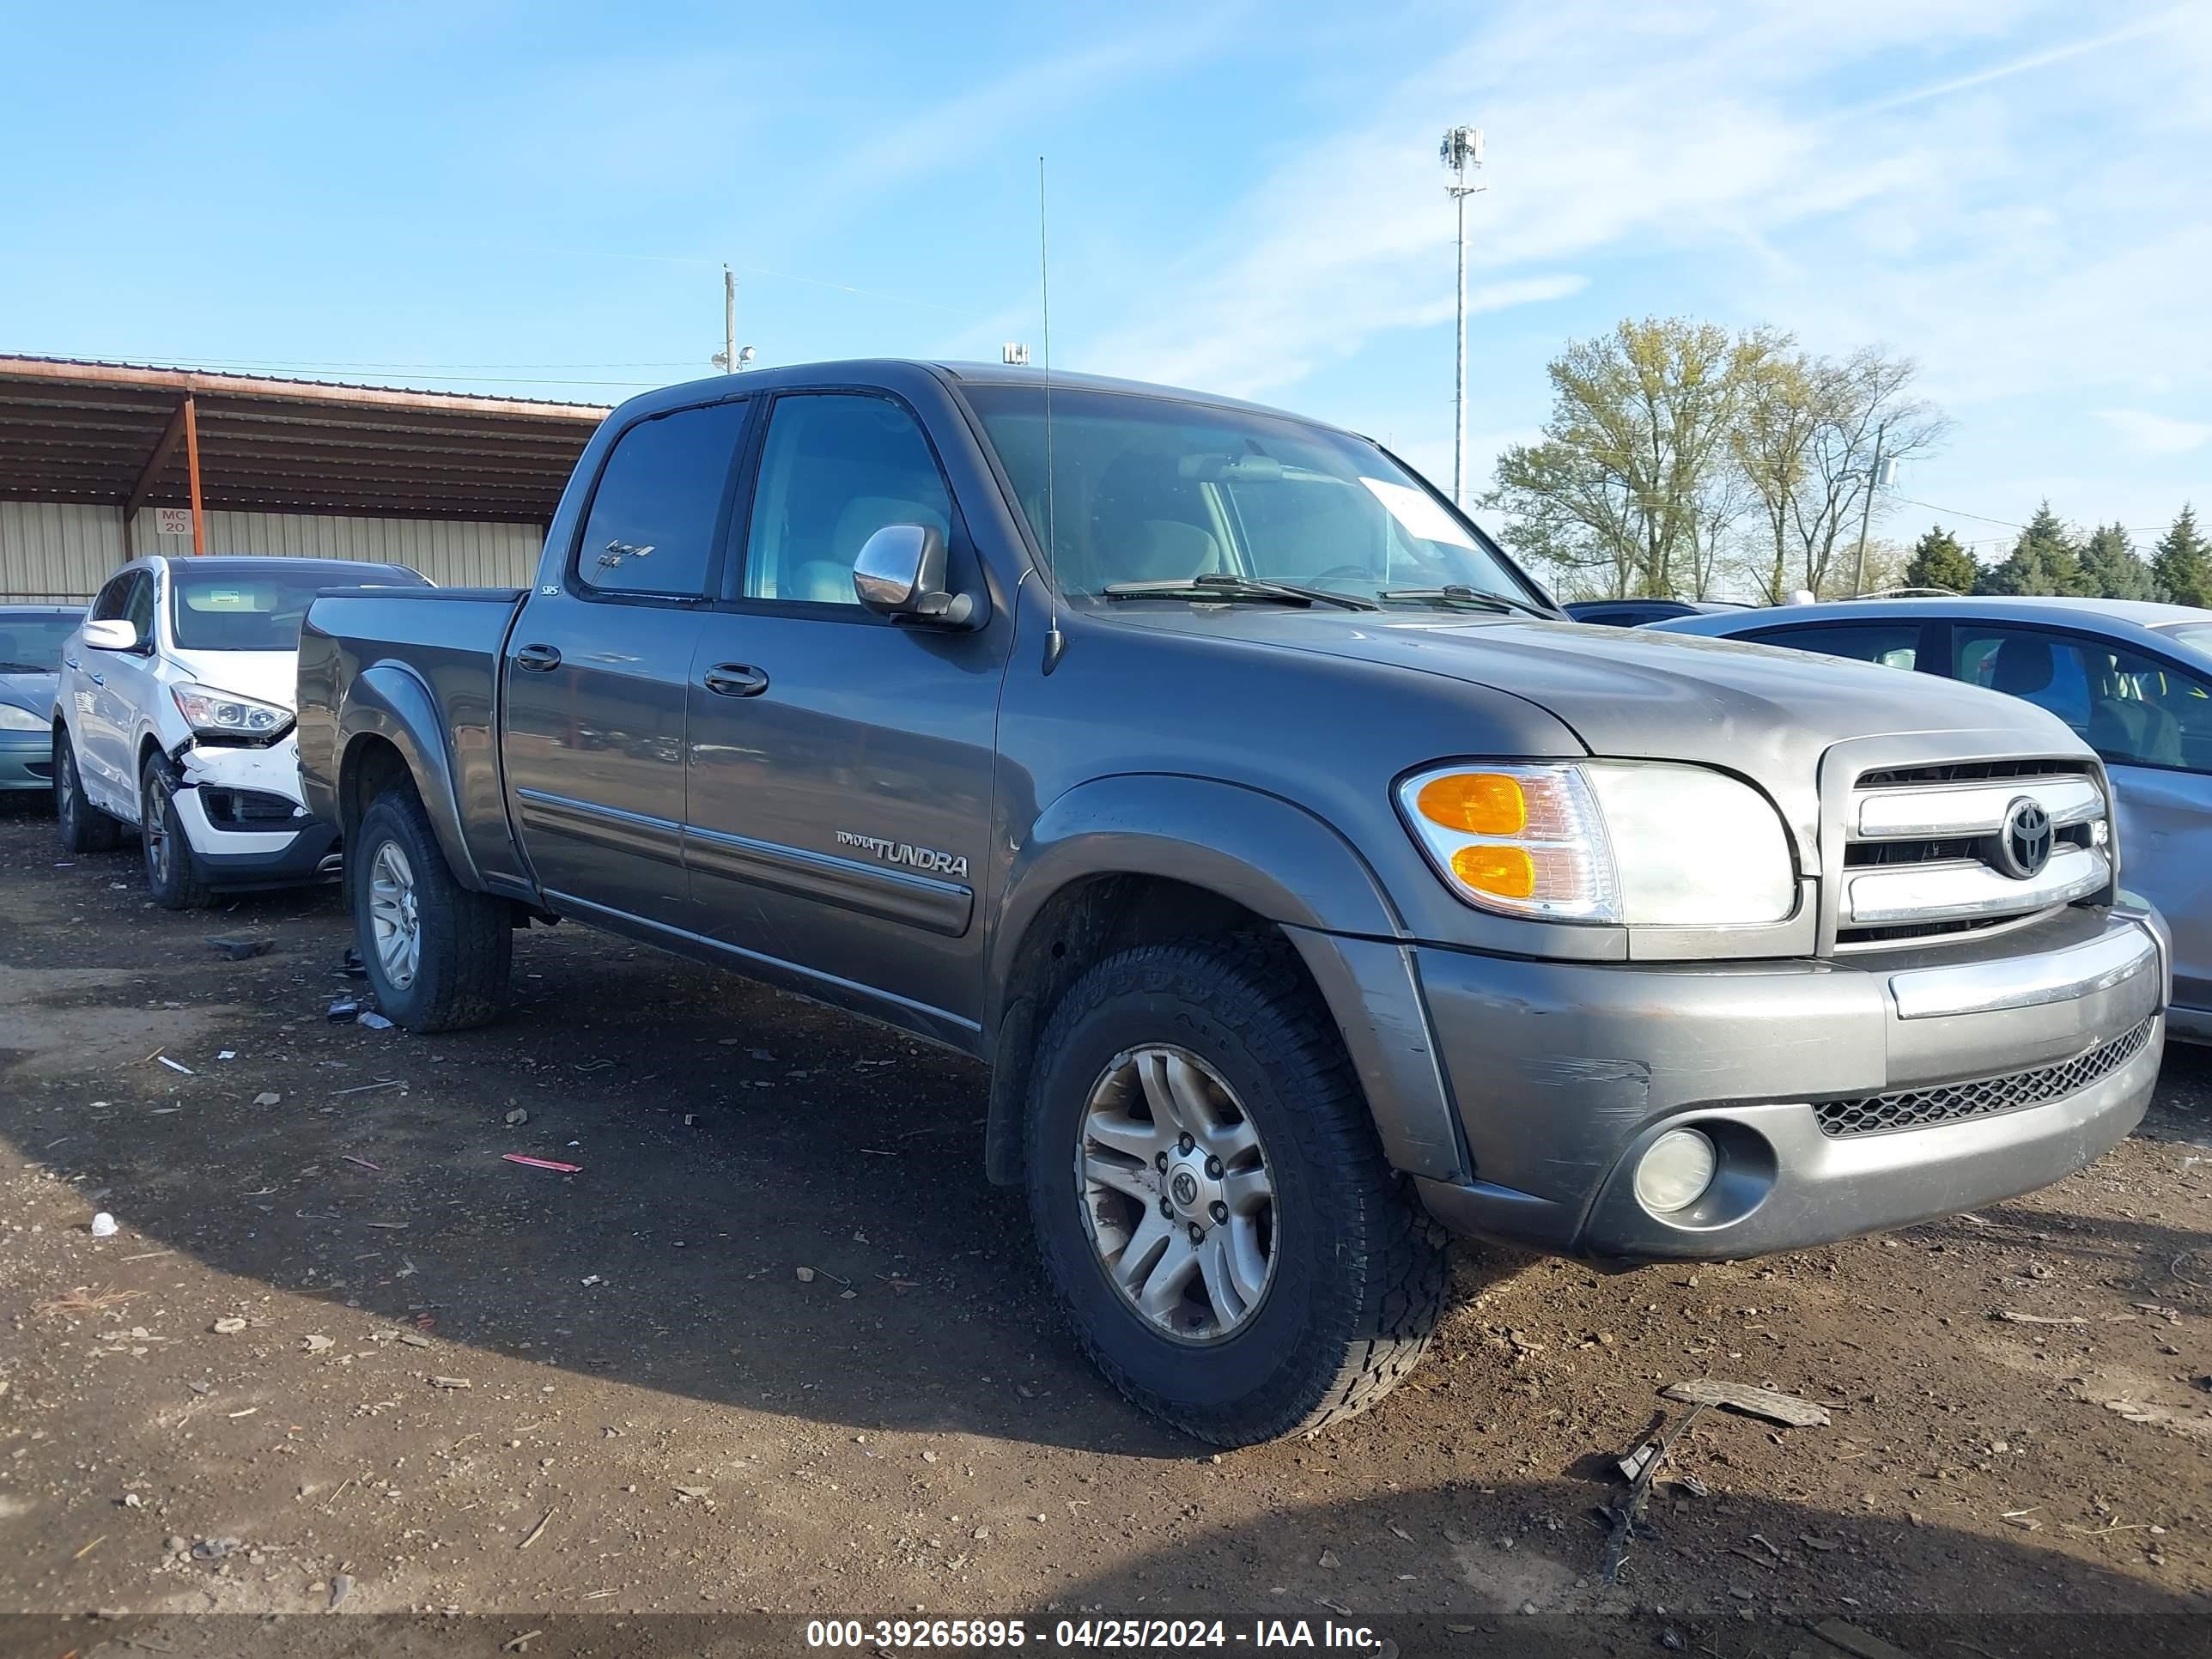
<box><xmin>171</xmin><ymin>736</ymin><xmax>342</xmax><ymax>888</ymax></box>
<box><xmin>0</xmin><ymin>732</ymin><xmax>52</xmax><ymax>791</ymax></box>
<box><xmin>1408</xmin><ymin>903</ymin><xmax>2167</xmax><ymax>1261</ymax></box>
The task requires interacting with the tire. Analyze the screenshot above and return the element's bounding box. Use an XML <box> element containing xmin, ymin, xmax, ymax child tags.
<box><xmin>140</xmin><ymin>753</ymin><xmax>216</xmax><ymax>910</ymax></box>
<box><xmin>53</xmin><ymin>727</ymin><xmax>125</xmax><ymax>854</ymax></box>
<box><xmin>352</xmin><ymin>786</ymin><xmax>511</xmax><ymax>1033</ymax></box>
<box><xmin>1024</xmin><ymin>936</ymin><xmax>1447</xmax><ymax>1446</ymax></box>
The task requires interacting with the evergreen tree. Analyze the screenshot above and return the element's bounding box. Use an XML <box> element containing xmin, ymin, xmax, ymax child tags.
<box><xmin>1902</xmin><ymin>524</ymin><xmax>1978</xmax><ymax>593</ymax></box>
<box><xmin>1977</xmin><ymin>501</ymin><xmax>2089</xmax><ymax>597</ymax></box>
<box><xmin>2151</xmin><ymin>504</ymin><xmax>2210</xmax><ymax>608</ymax></box>
<box><xmin>2078</xmin><ymin>521</ymin><xmax>2155</xmax><ymax>601</ymax></box>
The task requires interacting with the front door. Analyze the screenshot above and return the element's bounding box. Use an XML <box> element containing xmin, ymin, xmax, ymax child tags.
<box><xmin>74</xmin><ymin>568</ymin><xmax>158</xmax><ymax>813</ymax></box>
<box><xmin>683</xmin><ymin>390</ymin><xmax>1010</xmax><ymax>1037</ymax></box>
<box><xmin>502</xmin><ymin>396</ymin><xmax>750</xmax><ymax>928</ymax></box>
<box><xmin>1948</xmin><ymin>622</ymin><xmax>2212</xmax><ymax>1015</ymax></box>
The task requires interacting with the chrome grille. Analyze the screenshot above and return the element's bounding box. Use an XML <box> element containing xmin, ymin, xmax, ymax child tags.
<box><xmin>1838</xmin><ymin>760</ymin><xmax>2109</xmax><ymax>946</ymax></box>
<box><xmin>1814</xmin><ymin>1017</ymin><xmax>2154</xmax><ymax>1137</ymax></box>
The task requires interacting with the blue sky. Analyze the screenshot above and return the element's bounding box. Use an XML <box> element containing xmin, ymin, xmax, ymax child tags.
<box><xmin>4</xmin><ymin>0</ymin><xmax>2208</xmax><ymax>563</ymax></box>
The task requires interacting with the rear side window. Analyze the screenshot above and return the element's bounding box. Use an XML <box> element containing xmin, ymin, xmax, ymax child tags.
<box><xmin>1749</xmin><ymin>623</ymin><xmax>1920</xmax><ymax>671</ymax></box>
<box><xmin>575</xmin><ymin>401</ymin><xmax>750</xmax><ymax>599</ymax></box>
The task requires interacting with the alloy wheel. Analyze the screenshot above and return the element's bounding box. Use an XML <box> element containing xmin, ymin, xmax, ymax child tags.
<box><xmin>368</xmin><ymin>839</ymin><xmax>422</xmax><ymax>989</ymax></box>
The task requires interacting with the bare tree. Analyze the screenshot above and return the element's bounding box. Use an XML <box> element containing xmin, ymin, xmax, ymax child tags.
<box><xmin>1735</xmin><ymin>346</ymin><xmax>1949</xmax><ymax>601</ymax></box>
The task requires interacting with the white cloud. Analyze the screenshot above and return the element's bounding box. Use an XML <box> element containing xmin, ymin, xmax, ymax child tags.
<box><xmin>2095</xmin><ymin>409</ymin><xmax>2212</xmax><ymax>457</ymax></box>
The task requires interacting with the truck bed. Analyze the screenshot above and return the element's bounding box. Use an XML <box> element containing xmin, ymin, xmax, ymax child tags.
<box><xmin>295</xmin><ymin>586</ymin><xmax>530</xmax><ymax>896</ymax></box>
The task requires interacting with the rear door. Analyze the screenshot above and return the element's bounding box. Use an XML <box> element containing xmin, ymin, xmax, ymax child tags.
<box><xmin>1944</xmin><ymin>621</ymin><xmax>2212</xmax><ymax>1016</ymax></box>
<box><xmin>501</xmin><ymin>395</ymin><xmax>751</xmax><ymax>929</ymax></box>
<box><xmin>681</xmin><ymin>387</ymin><xmax>1010</xmax><ymax>1037</ymax></box>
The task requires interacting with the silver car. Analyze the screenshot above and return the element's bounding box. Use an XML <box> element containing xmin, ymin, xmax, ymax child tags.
<box><xmin>1649</xmin><ymin>596</ymin><xmax>2212</xmax><ymax>1041</ymax></box>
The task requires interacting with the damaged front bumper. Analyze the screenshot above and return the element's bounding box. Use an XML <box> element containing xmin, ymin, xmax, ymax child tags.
<box><xmin>1408</xmin><ymin>902</ymin><xmax>2168</xmax><ymax>1261</ymax></box>
<box><xmin>169</xmin><ymin>735</ymin><xmax>342</xmax><ymax>886</ymax></box>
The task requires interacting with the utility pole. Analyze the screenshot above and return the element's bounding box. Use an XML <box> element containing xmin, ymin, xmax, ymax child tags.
<box><xmin>1439</xmin><ymin>127</ymin><xmax>1486</xmax><ymax>508</ymax></box>
<box><xmin>721</xmin><ymin>265</ymin><xmax>736</xmax><ymax>374</ymax></box>
<box><xmin>1850</xmin><ymin>426</ymin><xmax>1893</xmax><ymax>596</ymax></box>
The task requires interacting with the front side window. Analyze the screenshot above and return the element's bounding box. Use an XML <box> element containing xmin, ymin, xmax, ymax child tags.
<box><xmin>1749</xmin><ymin>623</ymin><xmax>1920</xmax><ymax>671</ymax></box>
<box><xmin>1952</xmin><ymin>626</ymin><xmax>2212</xmax><ymax>771</ymax></box>
<box><xmin>742</xmin><ymin>394</ymin><xmax>953</xmax><ymax>605</ymax></box>
<box><xmin>575</xmin><ymin>400</ymin><xmax>750</xmax><ymax>599</ymax></box>
<box><xmin>169</xmin><ymin>562</ymin><xmax>426</xmax><ymax>650</ymax></box>
<box><xmin>124</xmin><ymin>572</ymin><xmax>157</xmax><ymax>644</ymax></box>
<box><xmin>90</xmin><ymin>574</ymin><xmax>133</xmax><ymax>622</ymax></box>
<box><xmin>963</xmin><ymin>385</ymin><xmax>1538</xmax><ymax>610</ymax></box>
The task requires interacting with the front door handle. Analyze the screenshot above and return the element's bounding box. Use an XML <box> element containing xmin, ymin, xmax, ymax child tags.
<box><xmin>64</xmin><ymin>656</ymin><xmax>80</xmax><ymax>671</ymax></box>
<box><xmin>88</xmin><ymin>673</ymin><xmax>104</xmax><ymax>687</ymax></box>
<box><xmin>702</xmin><ymin>662</ymin><xmax>769</xmax><ymax>698</ymax></box>
<box><xmin>514</xmin><ymin>643</ymin><xmax>563</xmax><ymax>672</ymax></box>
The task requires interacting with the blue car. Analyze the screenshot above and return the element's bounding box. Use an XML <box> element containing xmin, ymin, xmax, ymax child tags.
<box><xmin>1647</xmin><ymin>596</ymin><xmax>2212</xmax><ymax>1042</ymax></box>
<box><xmin>0</xmin><ymin>605</ymin><xmax>81</xmax><ymax>796</ymax></box>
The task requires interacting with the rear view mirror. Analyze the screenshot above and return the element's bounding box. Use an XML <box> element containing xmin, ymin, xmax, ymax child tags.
<box><xmin>83</xmin><ymin>619</ymin><xmax>138</xmax><ymax>652</ymax></box>
<box><xmin>853</xmin><ymin>524</ymin><xmax>979</xmax><ymax>629</ymax></box>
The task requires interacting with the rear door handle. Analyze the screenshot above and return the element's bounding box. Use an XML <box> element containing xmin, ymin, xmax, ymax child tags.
<box><xmin>514</xmin><ymin>643</ymin><xmax>563</xmax><ymax>672</ymax></box>
<box><xmin>702</xmin><ymin>663</ymin><xmax>769</xmax><ymax>698</ymax></box>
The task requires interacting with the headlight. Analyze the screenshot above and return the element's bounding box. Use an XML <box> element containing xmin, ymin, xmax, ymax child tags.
<box><xmin>0</xmin><ymin>703</ymin><xmax>45</xmax><ymax>733</ymax></box>
<box><xmin>171</xmin><ymin>684</ymin><xmax>293</xmax><ymax>741</ymax></box>
<box><xmin>1398</xmin><ymin>761</ymin><xmax>1795</xmax><ymax>927</ymax></box>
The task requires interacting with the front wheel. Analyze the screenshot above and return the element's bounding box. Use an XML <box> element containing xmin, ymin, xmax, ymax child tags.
<box><xmin>351</xmin><ymin>787</ymin><xmax>512</xmax><ymax>1033</ymax></box>
<box><xmin>1024</xmin><ymin>938</ymin><xmax>1446</xmax><ymax>1446</ymax></box>
<box><xmin>140</xmin><ymin>755</ymin><xmax>215</xmax><ymax>909</ymax></box>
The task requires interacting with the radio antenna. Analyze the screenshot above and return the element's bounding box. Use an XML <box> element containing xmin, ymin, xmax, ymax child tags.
<box><xmin>1038</xmin><ymin>155</ymin><xmax>1066</xmax><ymax>673</ymax></box>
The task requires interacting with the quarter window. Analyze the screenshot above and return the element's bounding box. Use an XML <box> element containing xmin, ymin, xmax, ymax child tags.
<box><xmin>123</xmin><ymin>572</ymin><xmax>156</xmax><ymax>644</ymax></box>
<box><xmin>742</xmin><ymin>395</ymin><xmax>953</xmax><ymax>605</ymax></box>
<box><xmin>574</xmin><ymin>401</ymin><xmax>749</xmax><ymax>599</ymax></box>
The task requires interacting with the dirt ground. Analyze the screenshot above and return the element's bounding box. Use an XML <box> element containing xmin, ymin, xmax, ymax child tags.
<box><xmin>1</xmin><ymin>793</ymin><xmax>2208</xmax><ymax>1658</ymax></box>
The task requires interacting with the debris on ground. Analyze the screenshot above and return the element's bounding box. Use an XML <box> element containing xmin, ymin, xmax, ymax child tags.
<box><xmin>1601</xmin><ymin>1403</ymin><xmax>1707</xmax><ymax>1582</ymax></box>
<box><xmin>428</xmin><ymin>1376</ymin><xmax>472</xmax><ymax>1389</ymax></box>
<box><xmin>205</xmin><ymin>934</ymin><xmax>272</xmax><ymax>960</ymax></box>
<box><xmin>190</xmin><ymin>1537</ymin><xmax>243</xmax><ymax>1561</ymax></box>
<box><xmin>504</xmin><ymin>1108</ymin><xmax>529</xmax><ymax>1126</ymax></box>
<box><xmin>88</xmin><ymin>1212</ymin><xmax>118</xmax><ymax>1237</ymax></box>
<box><xmin>1810</xmin><ymin>1617</ymin><xmax>1920</xmax><ymax>1659</ymax></box>
<box><xmin>211</xmin><ymin>1316</ymin><xmax>247</xmax><ymax>1334</ymax></box>
<box><xmin>326</xmin><ymin>998</ymin><xmax>361</xmax><ymax>1022</ymax></box>
<box><xmin>155</xmin><ymin>1054</ymin><xmax>194</xmax><ymax>1075</ymax></box>
<box><xmin>502</xmin><ymin>1153</ymin><xmax>582</xmax><ymax>1173</ymax></box>
<box><xmin>1994</xmin><ymin>1310</ymin><xmax>2088</xmax><ymax>1326</ymax></box>
<box><xmin>328</xmin><ymin>1572</ymin><xmax>354</xmax><ymax>1609</ymax></box>
<box><xmin>795</xmin><ymin>1267</ymin><xmax>817</xmax><ymax>1283</ymax></box>
<box><xmin>302</xmin><ymin>1334</ymin><xmax>335</xmax><ymax>1352</ymax></box>
<box><xmin>356</xmin><ymin>1011</ymin><xmax>394</xmax><ymax>1030</ymax></box>
<box><xmin>1661</xmin><ymin>1378</ymin><xmax>1832</xmax><ymax>1427</ymax></box>
<box><xmin>253</xmin><ymin>1091</ymin><xmax>281</xmax><ymax>1106</ymax></box>
<box><xmin>337</xmin><ymin>947</ymin><xmax>368</xmax><ymax>979</ymax></box>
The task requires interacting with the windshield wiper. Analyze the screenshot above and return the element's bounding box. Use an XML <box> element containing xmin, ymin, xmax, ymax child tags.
<box><xmin>1103</xmin><ymin>575</ymin><xmax>1377</xmax><ymax>611</ymax></box>
<box><xmin>1376</xmin><ymin>585</ymin><xmax>1558</xmax><ymax>620</ymax></box>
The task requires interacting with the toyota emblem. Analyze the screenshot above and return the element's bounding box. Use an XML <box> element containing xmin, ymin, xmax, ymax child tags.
<box><xmin>1996</xmin><ymin>797</ymin><xmax>2053</xmax><ymax>879</ymax></box>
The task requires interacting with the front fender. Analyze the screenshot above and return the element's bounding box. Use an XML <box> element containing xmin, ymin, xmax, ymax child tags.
<box><xmin>338</xmin><ymin>662</ymin><xmax>488</xmax><ymax>892</ymax></box>
<box><xmin>988</xmin><ymin>774</ymin><xmax>1467</xmax><ymax>1182</ymax></box>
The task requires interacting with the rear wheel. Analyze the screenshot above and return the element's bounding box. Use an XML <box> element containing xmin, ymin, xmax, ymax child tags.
<box><xmin>53</xmin><ymin>728</ymin><xmax>125</xmax><ymax>854</ymax></box>
<box><xmin>140</xmin><ymin>755</ymin><xmax>215</xmax><ymax>910</ymax></box>
<box><xmin>351</xmin><ymin>787</ymin><xmax>512</xmax><ymax>1032</ymax></box>
<box><xmin>1024</xmin><ymin>937</ymin><xmax>1447</xmax><ymax>1446</ymax></box>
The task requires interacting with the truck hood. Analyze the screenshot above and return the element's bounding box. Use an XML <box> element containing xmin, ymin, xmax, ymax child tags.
<box><xmin>1101</xmin><ymin>606</ymin><xmax>2092</xmax><ymax>862</ymax></box>
<box><xmin>163</xmin><ymin>647</ymin><xmax>298</xmax><ymax>713</ymax></box>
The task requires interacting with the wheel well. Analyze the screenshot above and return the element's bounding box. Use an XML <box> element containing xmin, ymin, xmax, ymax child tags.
<box><xmin>338</xmin><ymin>734</ymin><xmax>414</xmax><ymax>839</ymax></box>
<box><xmin>982</xmin><ymin>873</ymin><xmax>1322</xmax><ymax>1187</ymax></box>
<box><xmin>137</xmin><ymin>732</ymin><xmax>167</xmax><ymax>781</ymax></box>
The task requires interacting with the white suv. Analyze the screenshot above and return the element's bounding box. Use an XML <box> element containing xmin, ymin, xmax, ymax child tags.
<box><xmin>52</xmin><ymin>556</ymin><xmax>428</xmax><ymax>907</ymax></box>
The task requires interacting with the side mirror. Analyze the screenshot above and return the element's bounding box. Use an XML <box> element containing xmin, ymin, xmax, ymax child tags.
<box><xmin>853</xmin><ymin>524</ymin><xmax>979</xmax><ymax>629</ymax></box>
<box><xmin>83</xmin><ymin>619</ymin><xmax>138</xmax><ymax>653</ymax></box>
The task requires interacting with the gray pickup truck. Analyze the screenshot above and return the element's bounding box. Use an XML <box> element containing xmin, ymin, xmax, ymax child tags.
<box><xmin>296</xmin><ymin>360</ymin><xmax>2171</xmax><ymax>1445</ymax></box>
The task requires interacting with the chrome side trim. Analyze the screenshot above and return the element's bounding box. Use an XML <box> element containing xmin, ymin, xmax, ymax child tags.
<box><xmin>683</xmin><ymin>822</ymin><xmax>974</xmax><ymax>938</ymax></box>
<box><xmin>1845</xmin><ymin>844</ymin><xmax>2109</xmax><ymax>926</ymax></box>
<box><xmin>1887</xmin><ymin>920</ymin><xmax>2158</xmax><ymax>1020</ymax></box>
<box><xmin>1855</xmin><ymin>776</ymin><xmax>2102</xmax><ymax>840</ymax></box>
<box><xmin>513</xmin><ymin>787</ymin><xmax>684</xmax><ymax>866</ymax></box>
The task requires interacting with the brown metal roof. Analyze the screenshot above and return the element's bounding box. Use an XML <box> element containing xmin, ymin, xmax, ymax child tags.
<box><xmin>0</xmin><ymin>356</ymin><xmax>610</xmax><ymax>524</ymax></box>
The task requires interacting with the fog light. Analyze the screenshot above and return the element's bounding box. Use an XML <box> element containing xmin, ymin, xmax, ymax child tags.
<box><xmin>1634</xmin><ymin>1128</ymin><xmax>1717</xmax><ymax>1214</ymax></box>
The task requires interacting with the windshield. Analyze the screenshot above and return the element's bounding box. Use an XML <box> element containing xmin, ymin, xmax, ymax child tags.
<box><xmin>169</xmin><ymin>562</ymin><xmax>426</xmax><ymax>651</ymax></box>
<box><xmin>0</xmin><ymin>615</ymin><xmax>79</xmax><ymax>674</ymax></box>
<box><xmin>963</xmin><ymin>386</ymin><xmax>1546</xmax><ymax>609</ymax></box>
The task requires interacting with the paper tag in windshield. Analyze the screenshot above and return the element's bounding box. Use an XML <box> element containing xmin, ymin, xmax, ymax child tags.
<box><xmin>1359</xmin><ymin>477</ymin><xmax>1475</xmax><ymax>548</ymax></box>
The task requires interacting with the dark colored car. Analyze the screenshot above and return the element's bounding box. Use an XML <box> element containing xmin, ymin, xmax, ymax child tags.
<box><xmin>295</xmin><ymin>362</ymin><xmax>2168</xmax><ymax>1445</ymax></box>
<box><xmin>1565</xmin><ymin>599</ymin><xmax>1754</xmax><ymax>627</ymax></box>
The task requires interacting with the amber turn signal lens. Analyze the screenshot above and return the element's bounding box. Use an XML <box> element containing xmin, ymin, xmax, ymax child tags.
<box><xmin>1449</xmin><ymin>843</ymin><xmax>1535</xmax><ymax>899</ymax></box>
<box><xmin>1416</xmin><ymin>772</ymin><xmax>1526</xmax><ymax>836</ymax></box>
